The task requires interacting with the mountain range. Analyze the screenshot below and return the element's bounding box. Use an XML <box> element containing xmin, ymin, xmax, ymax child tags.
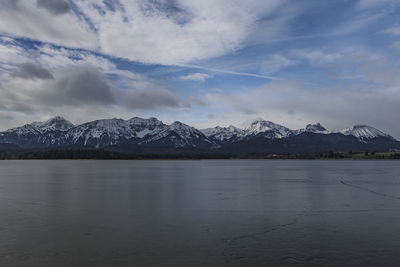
<box><xmin>0</xmin><ymin>116</ymin><xmax>399</xmax><ymax>156</ymax></box>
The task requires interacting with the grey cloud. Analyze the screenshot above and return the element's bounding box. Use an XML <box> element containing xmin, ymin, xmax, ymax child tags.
<box><xmin>2</xmin><ymin>61</ymin><xmax>187</xmax><ymax>126</ymax></box>
<box><xmin>120</xmin><ymin>88</ymin><xmax>182</xmax><ymax>110</ymax></box>
<box><xmin>46</xmin><ymin>66</ymin><xmax>116</xmax><ymax>106</ymax></box>
<box><xmin>35</xmin><ymin>66</ymin><xmax>184</xmax><ymax>111</ymax></box>
<box><xmin>189</xmin><ymin>96</ymin><xmax>208</xmax><ymax>106</ymax></box>
<box><xmin>0</xmin><ymin>112</ymin><xmax>13</xmax><ymax>121</ymax></box>
<box><xmin>37</xmin><ymin>0</ymin><xmax>71</xmax><ymax>15</ymax></box>
<box><xmin>6</xmin><ymin>64</ymin><xmax>185</xmax><ymax>114</ymax></box>
<box><xmin>0</xmin><ymin>86</ymin><xmax>35</xmax><ymax>113</ymax></box>
<box><xmin>12</xmin><ymin>62</ymin><xmax>54</xmax><ymax>80</ymax></box>
<box><xmin>208</xmin><ymin>114</ymin><xmax>216</xmax><ymax>119</ymax></box>
<box><xmin>241</xmin><ymin>107</ymin><xmax>257</xmax><ymax>115</ymax></box>
<box><xmin>0</xmin><ymin>0</ymin><xmax>20</xmax><ymax>9</ymax></box>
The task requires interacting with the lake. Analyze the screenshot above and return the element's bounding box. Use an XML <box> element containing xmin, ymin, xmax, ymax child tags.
<box><xmin>1</xmin><ymin>160</ymin><xmax>400</xmax><ymax>266</ymax></box>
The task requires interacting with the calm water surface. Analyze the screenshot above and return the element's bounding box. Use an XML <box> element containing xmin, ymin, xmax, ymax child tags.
<box><xmin>1</xmin><ymin>160</ymin><xmax>400</xmax><ymax>266</ymax></box>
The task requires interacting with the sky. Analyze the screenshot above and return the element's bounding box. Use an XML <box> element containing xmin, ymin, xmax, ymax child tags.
<box><xmin>0</xmin><ymin>0</ymin><xmax>400</xmax><ymax>137</ymax></box>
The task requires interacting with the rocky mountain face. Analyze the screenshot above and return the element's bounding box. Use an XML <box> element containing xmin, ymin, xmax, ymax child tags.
<box><xmin>0</xmin><ymin>116</ymin><xmax>398</xmax><ymax>154</ymax></box>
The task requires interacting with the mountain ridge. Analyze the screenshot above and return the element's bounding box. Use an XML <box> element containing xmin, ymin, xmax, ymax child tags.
<box><xmin>0</xmin><ymin>116</ymin><xmax>398</xmax><ymax>154</ymax></box>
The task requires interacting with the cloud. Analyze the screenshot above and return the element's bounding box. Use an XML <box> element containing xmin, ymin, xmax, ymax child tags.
<box><xmin>0</xmin><ymin>1</ymin><xmax>97</xmax><ymax>49</ymax></box>
<box><xmin>391</xmin><ymin>41</ymin><xmax>400</xmax><ymax>51</ymax></box>
<box><xmin>184</xmin><ymin>65</ymin><xmax>282</xmax><ymax>80</ymax></box>
<box><xmin>260</xmin><ymin>55</ymin><xmax>297</xmax><ymax>74</ymax></box>
<box><xmin>0</xmin><ymin>39</ymin><xmax>187</xmax><ymax>117</ymax></box>
<box><xmin>207</xmin><ymin>113</ymin><xmax>216</xmax><ymax>119</ymax></box>
<box><xmin>0</xmin><ymin>113</ymin><xmax>13</xmax><ymax>121</ymax></box>
<box><xmin>12</xmin><ymin>62</ymin><xmax>54</xmax><ymax>80</ymax></box>
<box><xmin>356</xmin><ymin>0</ymin><xmax>398</xmax><ymax>9</ymax></box>
<box><xmin>72</xmin><ymin>0</ymin><xmax>283</xmax><ymax>64</ymax></box>
<box><xmin>0</xmin><ymin>66</ymin><xmax>189</xmax><ymax>131</ymax></box>
<box><xmin>44</xmin><ymin>66</ymin><xmax>117</xmax><ymax>106</ymax></box>
<box><xmin>0</xmin><ymin>57</ymin><xmax>187</xmax><ymax>125</ymax></box>
<box><xmin>120</xmin><ymin>88</ymin><xmax>183</xmax><ymax>110</ymax></box>
<box><xmin>0</xmin><ymin>0</ymin><xmax>20</xmax><ymax>9</ymax></box>
<box><xmin>189</xmin><ymin>96</ymin><xmax>208</xmax><ymax>106</ymax></box>
<box><xmin>293</xmin><ymin>49</ymin><xmax>346</xmax><ymax>65</ymax></box>
<box><xmin>0</xmin><ymin>66</ymin><xmax>117</xmax><ymax>113</ymax></box>
<box><xmin>200</xmin><ymin>75</ymin><xmax>400</xmax><ymax>138</ymax></box>
<box><xmin>0</xmin><ymin>0</ymin><xmax>288</xmax><ymax>65</ymax></box>
<box><xmin>0</xmin><ymin>39</ymin><xmax>30</xmax><ymax>68</ymax></box>
<box><xmin>180</xmin><ymin>73</ymin><xmax>210</xmax><ymax>82</ymax></box>
<box><xmin>37</xmin><ymin>0</ymin><xmax>71</xmax><ymax>15</ymax></box>
<box><xmin>383</xmin><ymin>26</ymin><xmax>400</xmax><ymax>36</ymax></box>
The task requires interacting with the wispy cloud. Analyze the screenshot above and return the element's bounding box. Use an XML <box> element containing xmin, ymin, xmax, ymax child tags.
<box><xmin>180</xmin><ymin>73</ymin><xmax>210</xmax><ymax>82</ymax></box>
<box><xmin>383</xmin><ymin>26</ymin><xmax>400</xmax><ymax>36</ymax></box>
<box><xmin>391</xmin><ymin>41</ymin><xmax>400</xmax><ymax>51</ymax></box>
<box><xmin>0</xmin><ymin>1</ymin><xmax>97</xmax><ymax>49</ymax></box>
<box><xmin>183</xmin><ymin>65</ymin><xmax>283</xmax><ymax>80</ymax></box>
<box><xmin>356</xmin><ymin>0</ymin><xmax>399</xmax><ymax>10</ymax></box>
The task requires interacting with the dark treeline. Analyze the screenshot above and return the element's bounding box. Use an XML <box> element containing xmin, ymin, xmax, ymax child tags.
<box><xmin>0</xmin><ymin>149</ymin><xmax>236</xmax><ymax>160</ymax></box>
<box><xmin>1</xmin><ymin>149</ymin><xmax>400</xmax><ymax>160</ymax></box>
<box><xmin>245</xmin><ymin>151</ymin><xmax>400</xmax><ymax>160</ymax></box>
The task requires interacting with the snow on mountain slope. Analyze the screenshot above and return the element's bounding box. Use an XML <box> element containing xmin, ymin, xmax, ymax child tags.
<box><xmin>0</xmin><ymin>116</ymin><xmax>167</xmax><ymax>148</ymax></box>
<box><xmin>3</xmin><ymin>124</ymin><xmax>41</xmax><ymax>137</ymax></box>
<box><xmin>203</xmin><ymin>121</ymin><xmax>331</xmax><ymax>142</ymax></box>
<box><xmin>0</xmin><ymin>116</ymin><xmax>74</xmax><ymax>147</ymax></box>
<box><xmin>340</xmin><ymin>125</ymin><xmax>393</xmax><ymax>141</ymax></box>
<box><xmin>5</xmin><ymin>116</ymin><xmax>73</xmax><ymax>136</ymax></box>
<box><xmin>64</xmin><ymin>117</ymin><xmax>167</xmax><ymax>148</ymax></box>
<box><xmin>291</xmin><ymin>123</ymin><xmax>330</xmax><ymax>135</ymax></box>
<box><xmin>245</xmin><ymin>119</ymin><xmax>292</xmax><ymax>138</ymax></box>
<box><xmin>32</xmin><ymin>116</ymin><xmax>74</xmax><ymax>133</ymax></box>
<box><xmin>201</xmin><ymin>125</ymin><xmax>245</xmax><ymax>142</ymax></box>
<box><xmin>128</xmin><ymin>117</ymin><xmax>165</xmax><ymax>131</ymax></box>
<box><xmin>65</xmin><ymin>119</ymin><xmax>137</xmax><ymax>148</ymax></box>
<box><xmin>143</xmin><ymin>121</ymin><xmax>216</xmax><ymax>148</ymax></box>
<box><xmin>0</xmin><ymin>117</ymin><xmax>397</xmax><ymax>149</ymax></box>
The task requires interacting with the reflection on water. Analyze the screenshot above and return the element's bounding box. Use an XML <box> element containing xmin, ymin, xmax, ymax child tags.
<box><xmin>1</xmin><ymin>160</ymin><xmax>400</xmax><ymax>266</ymax></box>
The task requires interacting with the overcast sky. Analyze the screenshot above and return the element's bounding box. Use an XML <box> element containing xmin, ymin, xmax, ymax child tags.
<box><xmin>0</xmin><ymin>0</ymin><xmax>400</xmax><ymax>137</ymax></box>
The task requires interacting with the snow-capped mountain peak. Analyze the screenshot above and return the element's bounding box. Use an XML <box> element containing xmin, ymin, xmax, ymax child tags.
<box><xmin>128</xmin><ymin>117</ymin><xmax>163</xmax><ymax>126</ymax></box>
<box><xmin>201</xmin><ymin>125</ymin><xmax>245</xmax><ymax>141</ymax></box>
<box><xmin>5</xmin><ymin>116</ymin><xmax>74</xmax><ymax>136</ymax></box>
<box><xmin>0</xmin><ymin>117</ymin><xmax>397</xmax><ymax>150</ymax></box>
<box><xmin>127</xmin><ymin>117</ymin><xmax>165</xmax><ymax>137</ymax></box>
<box><xmin>245</xmin><ymin>119</ymin><xmax>291</xmax><ymax>138</ymax></box>
<box><xmin>142</xmin><ymin>121</ymin><xmax>216</xmax><ymax>148</ymax></box>
<box><xmin>340</xmin><ymin>125</ymin><xmax>393</xmax><ymax>141</ymax></box>
<box><xmin>305</xmin><ymin>123</ymin><xmax>327</xmax><ymax>132</ymax></box>
<box><xmin>169</xmin><ymin>121</ymin><xmax>191</xmax><ymax>130</ymax></box>
<box><xmin>65</xmin><ymin>118</ymin><xmax>137</xmax><ymax>148</ymax></box>
<box><xmin>149</xmin><ymin>121</ymin><xmax>201</xmax><ymax>140</ymax></box>
<box><xmin>33</xmin><ymin>116</ymin><xmax>74</xmax><ymax>132</ymax></box>
<box><xmin>290</xmin><ymin>123</ymin><xmax>330</xmax><ymax>136</ymax></box>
